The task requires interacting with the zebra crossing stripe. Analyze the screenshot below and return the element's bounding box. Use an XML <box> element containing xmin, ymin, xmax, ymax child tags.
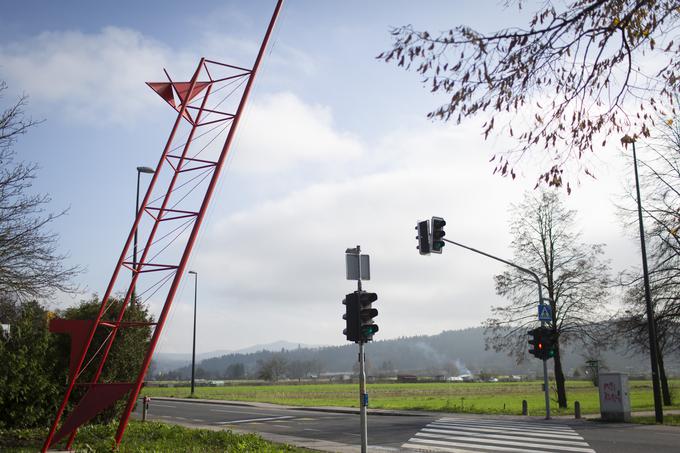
<box><xmin>405</xmin><ymin>436</ymin><xmax>569</xmax><ymax>453</ymax></box>
<box><xmin>402</xmin><ymin>417</ymin><xmax>595</xmax><ymax>453</ymax></box>
<box><xmin>421</xmin><ymin>428</ymin><xmax>591</xmax><ymax>446</ymax></box>
<box><xmin>436</xmin><ymin>417</ymin><xmax>578</xmax><ymax>433</ymax></box>
<box><xmin>428</xmin><ymin>422</ymin><xmax>582</xmax><ymax>439</ymax></box>
<box><xmin>416</xmin><ymin>431</ymin><xmax>593</xmax><ymax>451</ymax></box>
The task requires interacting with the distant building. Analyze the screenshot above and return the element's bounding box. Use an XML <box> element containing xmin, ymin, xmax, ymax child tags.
<box><xmin>397</xmin><ymin>374</ymin><xmax>418</xmax><ymax>383</ymax></box>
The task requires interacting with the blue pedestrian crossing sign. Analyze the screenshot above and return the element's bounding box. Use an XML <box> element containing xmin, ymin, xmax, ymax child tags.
<box><xmin>538</xmin><ymin>304</ymin><xmax>552</xmax><ymax>321</ymax></box>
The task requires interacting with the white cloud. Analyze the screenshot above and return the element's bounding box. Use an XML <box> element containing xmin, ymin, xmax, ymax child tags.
<box><xmin>156</xmin><ymin>113</ymin><xmax>536</xmax><ymax>351</ymax></box>
<box><xmin>152</xmin><ymin>102</ymin><xmax>639</xmax><ymax>352</ymax></box>
<box><xmin>0</xmin><ymin>26</ymin><xmax>317</xmax><ymax>127</ymax></box>
<box><xmin>233</xmin><ymin>92</ymin><xmax>363</xmax><ymax>172</ymax></box>
<box><xmin>0</xmin><ymin>27</ymin><xmax>178</xmax><ymax>124</ymax></box>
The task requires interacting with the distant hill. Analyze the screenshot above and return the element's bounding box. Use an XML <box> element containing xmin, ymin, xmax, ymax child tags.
<box><xmin>152</xmin><ymin>341</ymin><xmax>320</xmax><ymax>373</ymax></box>
<box><xmin>151</xmin><ymin>326</ymin><xmax>680</xmax><ymax>380</ymax></box>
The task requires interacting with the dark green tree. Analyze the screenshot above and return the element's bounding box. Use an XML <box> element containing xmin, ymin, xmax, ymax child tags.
<box><xmin>0</xmin><ymin>298</ymin><xmax>66</xmax><ymax>428</ymax></box>
<box><xmin>0</xmin><ymin>295</ymin><xmax>153</xmax><ymax>428</ymax></box>
<box><xmin>60</xmin><ymin>295</ymin><xmax>153</xmax><ymax>423</ymax></box>
<box><xmin>256</xmin><ymin>354</ymin><xmax>287</xmax><ymax>382</ymax></box>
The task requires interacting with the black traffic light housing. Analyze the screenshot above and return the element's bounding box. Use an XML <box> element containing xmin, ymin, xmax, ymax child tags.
<box><xmin>543</xmin><ymin>329</ymin><xmax>557</xmax><ymax>359</ymax></box>
<box><xmin>431</xmin><ymin>216</ymin><xmax>446</xmax><ymax>253</ymax></box>
<box><xmin>358</xmin><ymin>291</ymin><xmax>379</xmax><ymax>342</ymax></box>
<box><xmin>528</xmin><ymin>327</ymin><xmax>556</xmax><ymax>360</ymax></box>
<box><xmin>343</xmin><ymin>292</ymin><xmax>361</xmax><ymax>342</ymax></box>
<box><xmin>416</xmin><ymin>220</ymin><xmax>430</xmax><ymax>255</ymax></box>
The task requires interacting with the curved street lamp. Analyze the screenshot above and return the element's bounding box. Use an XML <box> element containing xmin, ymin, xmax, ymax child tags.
<box><xmin>133</xmin><ymin>166</ymin><xmax>155</xmax><ymax>299</ymax></box>
<box><xmin>188</xmin><ymin>270</ymin><xmax>198</xmax><ymax>396</ymax></box>
<box><xmin>622</xmin><ymin>134</ymin><xmax>663</xmax><ymax>423</ymax></box>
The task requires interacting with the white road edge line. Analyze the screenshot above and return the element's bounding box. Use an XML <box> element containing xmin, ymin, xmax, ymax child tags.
<box><xmin>216</xmin><ymin>415</ymin><xmax>295</xmax><ymax>425</ymax></box>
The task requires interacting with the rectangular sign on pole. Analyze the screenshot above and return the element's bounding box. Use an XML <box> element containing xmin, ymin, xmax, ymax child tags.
<box><xmin>346</xmin><ymin>254</ymin><xmax>370</xmax><ymax>280</ymax></box>
<box><xmin>538</xmin><ymin>304</ymin><xmax>552</xmax><ymax>322</ymax></box>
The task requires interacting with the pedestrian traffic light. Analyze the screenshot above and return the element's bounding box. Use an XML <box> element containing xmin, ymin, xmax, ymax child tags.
<box><xmin>416</xmin><ymin>220</ymin><xmax>430</xmax><ymax>255</ymax></box>
<box><xmin>343</xmin><ymin>292</ymin><xmax>361</xmax><ymax>342</ymax></box>
<box><xmin>543</xmin><ymin>329</ymin><xmax>557</xmax><ymax>359</ymax></box>
<box><xmin>358</xmin><ymin>291</ymin><xmax>378</xmax><ymax>342</ymax></box>
<box><xmin>431</xmin><ymin>216</ymin><xmax>446</xmax><ymax>253</ymax></box>
<box><xmin>528</xmin><ymin>327</ymin><xmax>556</xmax><ymax>360</ymax></box>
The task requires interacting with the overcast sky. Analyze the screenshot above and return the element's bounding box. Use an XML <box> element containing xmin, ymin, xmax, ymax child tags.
<box><xmin>1</xmin><ymin>1</ymin><xmax>640</xmax><ymax>353</ymax></box>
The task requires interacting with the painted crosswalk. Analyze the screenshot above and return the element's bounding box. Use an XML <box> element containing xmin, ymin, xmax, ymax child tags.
<box><xmin>402</xmin><ymin>417</ymin><xmax>595</xmax><ymax>452</ymax></box>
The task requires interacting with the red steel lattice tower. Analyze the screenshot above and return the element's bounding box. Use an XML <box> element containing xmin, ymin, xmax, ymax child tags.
<box><xmin>42</xmin><ymin>1</ymin><xmax>284</xmax><ymax>450</ymax></box>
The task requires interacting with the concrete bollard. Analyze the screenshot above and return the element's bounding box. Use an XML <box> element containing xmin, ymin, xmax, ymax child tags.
<box><xmin>522</xmin><ymin>400</ymin><xmax>528</xmax><ymax>416</ymax></box>
<box><xmin>142</xmin><ymin>396</ymin><xmax>151</xmax><ymax>422</ymax></box>
<box><xmin>574</xmin><ymin>400</ymin><xmax>581</xmax><ymax>419</ymax></box>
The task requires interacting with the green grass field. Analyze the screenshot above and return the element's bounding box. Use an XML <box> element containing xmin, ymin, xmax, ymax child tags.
<box><xmin>144</xmin><ymin>379</ymin><xmax>680</xmax><ymax>417</ymax></box>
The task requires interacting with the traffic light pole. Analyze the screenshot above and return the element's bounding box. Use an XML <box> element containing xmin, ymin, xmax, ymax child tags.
<box><xmin>355</xmin><ymin>246</ymin><xmax>368</xmax><ymax>453</ymax></box>
<box><xmin>442</xmin><ymin>238</ymin><xmax>551</xmax><ymax>419</ymax></box>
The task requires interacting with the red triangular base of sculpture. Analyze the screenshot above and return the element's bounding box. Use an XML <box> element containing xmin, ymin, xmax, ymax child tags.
<box><xmin>50</xmin><ymin>383</ymin><xmax>134</xmax><ymax>447</ymax></box>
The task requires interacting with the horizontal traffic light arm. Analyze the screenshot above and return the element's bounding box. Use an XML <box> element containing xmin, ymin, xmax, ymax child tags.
<box><xmin>441</xmin><ymin>237</ymin><xmax>545</xmax><ymax>313</ymax></box>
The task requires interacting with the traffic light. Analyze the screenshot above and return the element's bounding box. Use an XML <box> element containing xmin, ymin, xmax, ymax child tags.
<box><xmin>528</xmin><ymin>327</ymin><xmax>544</xmax><ymax>359</ymax></box>
<box><xmin>543</xmin><ymin>329</ymin><xmax>557</xmax><ymax>359</ymax></box>
<box><xmin>343</xmin><ymin>292</ymin><xmax>361</xmax><ymax>342</ymax></box>
<box><xmin>358</xmin><ymin>291</ymin><xmax>379</xmax><ymax>342</ymax></box>
<box><xmin>528</xmin><ymin>327</ymin><xmax>556</xmax><ymax>360</ymax></box>
<box><xmin>431</xmin><ymin>216</ymin><xmax>446</xmax><ymax>253</ymax></box>
<box><xmin>416</xmin><ymin>220</ymin><xmax>430</xmax><ymax>255</ymax></box>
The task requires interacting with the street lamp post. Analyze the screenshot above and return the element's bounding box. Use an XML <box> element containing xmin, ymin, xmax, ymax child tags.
<box><xmin>133</xmin><ymin>166</ymin><xmax>155</xmax><ymax>298</ymax></box>
<box><xmin>624</xmin><ymin>135</ymin><xmax>663</xmax><ymax>423</ymax></box>
<box><xmin>134</xmin><ymin>166</ymin><xmax>156</xmax><ymax>271</ymax></box>
<box><xmin>188</xmin><ymin>270</ymin><xmax>198</xmax><ymax>396</ymax></box>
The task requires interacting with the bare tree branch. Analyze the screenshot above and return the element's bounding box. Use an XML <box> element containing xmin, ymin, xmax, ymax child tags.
<box><xmin>378</xmin><ymin>0</ymin><xmax>680</xmax><ymax>190</ymax></box>
<box><xmin>0</xmin><ymin>83</ymin><xmax>80</xmax><ymax>301</ymax></box>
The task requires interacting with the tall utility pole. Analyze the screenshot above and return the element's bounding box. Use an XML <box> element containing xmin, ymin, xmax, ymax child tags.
<box><xmin>188</xmin><ymin>270</ymin><xmax>198</xmax><ymax>397</ymax></box>
<box><xmin>626</xmin><ymin>135</ymin><xmax>663</xmax><ymax>423</ymax></box>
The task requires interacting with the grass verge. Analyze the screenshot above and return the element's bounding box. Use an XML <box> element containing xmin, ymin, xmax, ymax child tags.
<box><xmin>0</xmin><ymin>420</ymin><xmax>311</xmax><ymax>452</ymax></box>
<box><xmin>143</xmin><ymin>379</ymin><xmax>680</xmax><ymax>417</ymax></box>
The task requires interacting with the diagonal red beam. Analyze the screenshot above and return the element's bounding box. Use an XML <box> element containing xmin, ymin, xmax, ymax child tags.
<box><xmin>115</xmin><ymin>0</ymin><xmax>285</xmax><ymax>444</ymax></box>
<box><xmin>42</xmin><ymin>55</ymin><xmax>207</xmax><ymax>453</ymax></box>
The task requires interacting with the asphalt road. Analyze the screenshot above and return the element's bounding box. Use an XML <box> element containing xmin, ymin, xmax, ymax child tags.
<box><xmin>133</xmin><ymin>398</ymin><xmax>680</xmax><ymax>452</ymax></box>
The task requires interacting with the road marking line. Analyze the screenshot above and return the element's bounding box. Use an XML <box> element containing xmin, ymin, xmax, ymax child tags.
<box><xmin>404</xmin><ymin>417</ymin><xmax>595</xmax><ymax>453</ymax></box>
<box><xmin>152</xmin><ymin>403</ymin><xmax>177</xmax><ymax>408</ymax></box>
<box><xmin>437</xmin><ymin>418</ymin><xmax>577</xmax><ymax>433</ymax></box>
<box><xmin>402</xmin><ymin>443</ymin><xmax>492</xmax><ymax>453</ymax></box>
<box><xmin>429</xmin><ymin>422</ymin><xmax>582</xmax><ymax>439</ymax></box>
<box><xmin>210</xmin><ymin>408</ymin><xmax>282</xmax><ymax>416</ymax></box>
<box><xmin>403</xmin><ymin>441</ymin><xmax>528</xmax><ymax>453</ymax></box>
<box><xmin>216</xmin><ymin>415</ymin><xmax>295</xmax><ymax>425</ymax></box>
<box><xmin>410</xmin><ymin>435</ymin><xmax>596</xmax><ymax>453</ymax></box>
<box><xmin>420</xmin><ymin>429</ymin><xmax>590</xmax><ymax>446</ymax></box>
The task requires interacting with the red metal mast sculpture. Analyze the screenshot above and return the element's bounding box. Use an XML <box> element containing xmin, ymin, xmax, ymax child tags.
<box><xmin>42</xmin><ymin>1</ymin><xmax>284</xmax><ymax>450</ymax></box>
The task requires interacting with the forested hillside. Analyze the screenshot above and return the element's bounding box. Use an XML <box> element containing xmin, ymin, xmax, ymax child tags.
<box><xmin>152</xmin><ymin>327</ymin><xmax>680</xmax><ymax>381</ymax></box>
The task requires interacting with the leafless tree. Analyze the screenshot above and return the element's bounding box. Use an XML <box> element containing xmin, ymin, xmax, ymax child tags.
<box><xmin>615</xmin><ymin>115</ymin><xmax>680</xmax><ymax>405</ymax></box>
<box><xmin>378</xmin><ymin>0</ymin><xmax>680</xmax><ymax>190</ymax></box>
<box><xmin>0</xmin><ymin>82</ymin><xmax>80</xmax><ymax>301</ymax></box>
<box><xmin>485</xmin><ymin>190</ymin><xmax>611</xmax><ymax>407</ymax></box>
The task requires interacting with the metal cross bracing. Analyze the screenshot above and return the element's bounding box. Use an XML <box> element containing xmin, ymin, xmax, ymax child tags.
<box><xmin>42</xmin><ymin>1</ymin><xmax>284</xmax><ymax>451</ymax></box>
